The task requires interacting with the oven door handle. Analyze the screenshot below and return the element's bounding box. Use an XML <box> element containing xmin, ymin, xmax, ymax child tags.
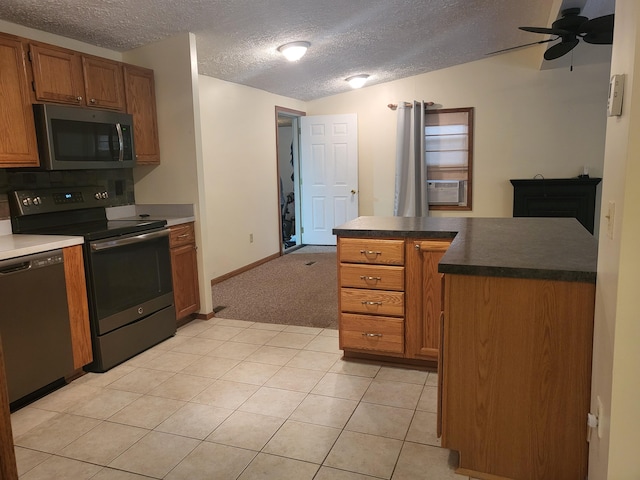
<box><xmin>90</xmin><ymin>229</ymin><xmax>169</xmax><ymax>251</ymax></box>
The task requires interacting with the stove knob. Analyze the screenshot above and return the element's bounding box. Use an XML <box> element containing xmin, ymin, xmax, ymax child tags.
<box><xmin>33</xmin><ymin>196</ymin><xmax>42</xmax><ymax>205</ymax></box>
<box><xmin>94</xmin><ymin>192</ymin><xmax>102</xmax><ymax>200</ymax></box>
<box><xmin>101</xmin><ymin>192</ymin><xmax>109</xmax><ymax>199</ymax></box>
<box><xmin>22</xmin><ymin>198</ymin><xmax>30</xmax><ymax>206</ymax></box>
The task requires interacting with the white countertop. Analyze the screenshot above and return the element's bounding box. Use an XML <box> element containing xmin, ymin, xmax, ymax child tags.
<box><xmin>107</xmin><ymin>204</ymin><xmax>195</xmax><ymax>227</ymax></box>
<box><xmin>0</xmin><ymin>233</ymin><xmax>84</xmax><ymax>261</ymax></box>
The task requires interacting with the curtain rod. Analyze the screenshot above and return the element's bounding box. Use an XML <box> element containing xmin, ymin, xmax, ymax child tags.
<box><xmin>387</xmin><ymin>101</ymin><xmax>435</xmax><ymax>111</ymax></box>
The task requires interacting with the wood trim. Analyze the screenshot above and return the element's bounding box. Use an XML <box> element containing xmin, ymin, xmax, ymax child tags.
<box><xmin>210</xmin><ymin>252</ymin><xmax>280</xmax><ymax>286</ymax></box>
<box><xmin>63</xmin><ymin>245</ymin><xmax>93</xmax><ymax>369</ymax></box>
<box><xmin>196</xmin><ymin>311</ymin><xmax>215</xmax><ymax>320</ymax></box>
<box><xmin>0</xmin><ymin>335</ymin><xmax>18</xmax><ymax>480</ymax></box>
<box><xmin>343</xmin><ymin>349</ymin><xmax>436</xmax><ymax>369</ymax></box>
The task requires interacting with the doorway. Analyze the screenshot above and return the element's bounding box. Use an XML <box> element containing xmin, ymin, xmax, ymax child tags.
<box><xmin>275</xmin><ymin>107</ymin><xmax>305</xmax><ymax>254</ymax></box>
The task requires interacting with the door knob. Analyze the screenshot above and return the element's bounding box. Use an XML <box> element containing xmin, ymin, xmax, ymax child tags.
<box><xmin>351</xmin><ymin>189</ymin><xmax>357</xmax><ymax>194</ymax></box>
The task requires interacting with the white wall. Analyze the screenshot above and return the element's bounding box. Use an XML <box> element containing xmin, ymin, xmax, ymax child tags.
<box><xmin>589</xmin><ymin>0</ymin><xmax>640</xmax><ymax>478</ymax></box>
<box><xmin>197</xmin><ymin>75</ymin><xmax>305</xmax><ymax>279</ymax></box>
<box><xmin>122</xmin><ymin>33</ymin><xmax>213</xmax><ymax>314</ymax></box>
<box><xmin>307</xmin><ymin>47</ymin><xmax>611</xmax><ymax>221</ymax></box>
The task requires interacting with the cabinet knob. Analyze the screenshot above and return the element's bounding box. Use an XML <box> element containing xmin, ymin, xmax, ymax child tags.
<box><xmin>76</xmin><ymin>96</ymin><xmax>83</xmax><ymax>102</ymax></box>
<box><xmin>90</xmin><ymin>98</ymin><xmax>96</xmax><ymax>104</ymax></box>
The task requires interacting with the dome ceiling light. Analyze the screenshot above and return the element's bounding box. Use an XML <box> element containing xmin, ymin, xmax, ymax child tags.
<box><xmin>346</xmin><ymin>74</ymin><xmax>370</xmax><ymax>89</ymax></box>
<box><xmin>277</xmin><ymin>41</ymin><xmax>311</xmax><ymax>62</ymax></box>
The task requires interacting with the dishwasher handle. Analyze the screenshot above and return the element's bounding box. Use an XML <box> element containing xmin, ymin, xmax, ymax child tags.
<box><xmin>0</xmin><ymin>249</ymin><xmax>64</xmax><ymax>276</ymax></box>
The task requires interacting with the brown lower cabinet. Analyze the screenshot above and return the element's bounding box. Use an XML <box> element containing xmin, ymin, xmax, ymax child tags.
<box><xmin>169</xmin><ymin>222</ymin><xmax>200</xmax><ymax>321</ymax></box>
<box><xmin>63</xmin><ymin>245</ymin><xmax>93</xmax><ymax>369</ymax></box>
<box><xmin>440</xmin><ymin>273</ymin><xmax>595</xmax><ymax>480</ymax></box>
<box><xmin>337</xmin><ymin>236</ymin><xmax>451</xmax><ymax>364</ymax></box>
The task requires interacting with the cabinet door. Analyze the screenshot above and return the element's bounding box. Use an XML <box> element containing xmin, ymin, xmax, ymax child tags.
<box><xmin>124</xmin><ymin>65</ymin><xmax>160</xmax><ymax>164</ymax></box>
<box><xmin>0</xmin><ymin>335</ymin><xmax>18</xmax><ymax>480</ymax></box>
<box><xmin>171</xmin><ymin>243</ymin><xmax>200</xmax><ymax>320</ymax></box>
<box><xmin>0</xmin><ymin>35</ymin><xmax>39</xmax><ymax>167</ymax></box>
<box><xmin>81</xmin><ymin>56</ymin><xmax>125</xmax><ymax>110</ymax></box>
<box><xmin>29</xmin><ymin>42</ymin><xmax>85</xmax><ymax>105</ymax></box>
<box><xmin>405</xmin><ymin>239</ymin><xmax>451</xmax><ymax>361</ymax></box>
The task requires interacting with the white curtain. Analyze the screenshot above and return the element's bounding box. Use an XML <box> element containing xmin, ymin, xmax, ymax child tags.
<box><xmin>393</xmin><ymin>101</ymin><xmax>428</xmax><ymax>217</ymax></box>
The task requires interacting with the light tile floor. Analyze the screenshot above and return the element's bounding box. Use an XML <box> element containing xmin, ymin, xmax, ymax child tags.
<box><xmin>11</xmin><ymin>318</ymin><xmax>470</xmax><ymax>480</ymax></box>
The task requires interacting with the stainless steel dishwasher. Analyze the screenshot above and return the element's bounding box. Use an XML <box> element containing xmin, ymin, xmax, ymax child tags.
<box><xmin>0</xmin><ymin>249</ymin><xmax>74</xmax><ymax>406</ymax></box>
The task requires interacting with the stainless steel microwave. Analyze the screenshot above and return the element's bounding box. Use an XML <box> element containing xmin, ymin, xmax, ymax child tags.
<box><xmin>33</xmin><ymin>104</ymin><xmax>136</xmax><ymax>170</ymax></box>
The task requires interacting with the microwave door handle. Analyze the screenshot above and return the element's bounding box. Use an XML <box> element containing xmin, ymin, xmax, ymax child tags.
<box><xmin>115</xmin><ymin>123</ymin><xmax>124</xmax><ymax>162</ymax></box>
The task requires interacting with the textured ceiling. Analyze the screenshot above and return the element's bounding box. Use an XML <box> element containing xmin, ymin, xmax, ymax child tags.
<box><xmin>0</xmin><ymin>0</ymin><xmax>614</xmax><ymax>101</ymax></box>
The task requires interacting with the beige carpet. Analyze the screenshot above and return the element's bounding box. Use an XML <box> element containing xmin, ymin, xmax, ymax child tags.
<box><xmin>211</xmin><ymin>246</ymin><xmax>338</xmax><ymax>329</ymax></box>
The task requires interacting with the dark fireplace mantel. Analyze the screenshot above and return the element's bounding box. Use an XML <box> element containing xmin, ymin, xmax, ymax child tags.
<box><xmin>511</xmin><ymin>177</ymin><xmax>602</xmax><ymax>234</ymax></box>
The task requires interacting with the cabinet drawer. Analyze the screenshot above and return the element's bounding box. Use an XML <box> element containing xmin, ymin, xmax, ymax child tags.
<box><xmin>169</xmin><ymin>222</ymin><xmax>195</xmax><ymax>248</ymax></box>
<box><xmin>339</xmin><ymin>238</ymin><xmax>404</xmax><ymax>265</ymax></box>
<box><xmin>340</xmin><ymin>313</ymin><xmax>404</xmax><ymax>353</ymax></box>
<box><xmin>340</xmin><ymin>264</ymin><xmax>404</xmax><ymax>291</ymax></box>
<box><xmin>341</xmin><ymin>288</ymin><xmax>404</xmax><ymax>317</ymax></box>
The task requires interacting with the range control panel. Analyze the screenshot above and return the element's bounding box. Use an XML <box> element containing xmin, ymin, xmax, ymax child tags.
<box><xmin>10</xmin><ymin>187</ymin><xmax>110</xmax><ymax>216</ymax></box>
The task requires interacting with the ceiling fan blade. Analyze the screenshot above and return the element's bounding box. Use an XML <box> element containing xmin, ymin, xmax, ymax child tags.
<box><xmin>583</xmin><ymin>31</ymin><xmax>614</xmax><ymax>44</ymax></box>
<box><xmin>579</xmin><ymin>14</ymin><xmax>614</xmax><ymax>34</ymax></box>
<box><xmin>580</xmin><ymin>14</ymin><xmax>614</xmax><ymax>44</ymax></box>
<box><xmin>519</xmin><ymin>26</ymin><xmax>572</xmax><ymax>36</ymax></box>
<box><xmin>544</xmin><ymin>38</ymin><xmax>579</xmax><ymax>60</ymax></box>
<box><xmin>485</xmin><ymin>38</ymin><xmax>557</xmax><ymax>56</ymax></box>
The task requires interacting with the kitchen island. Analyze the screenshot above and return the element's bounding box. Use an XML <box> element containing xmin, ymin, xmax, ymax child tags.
<box><xmin>333</xmin><ymin>216</ymin><xmax>597</xmax><ymax>480</ymax></box>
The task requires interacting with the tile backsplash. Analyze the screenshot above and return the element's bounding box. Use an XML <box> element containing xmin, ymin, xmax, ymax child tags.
<box><xmin>0</xmin><ymin>168</ymin><xmax>135</xmax><ymax>220</ymax></box>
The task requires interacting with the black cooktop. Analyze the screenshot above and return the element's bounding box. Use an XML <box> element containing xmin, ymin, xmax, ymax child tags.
<box><xmin>33</xmin><ymin>219</ymin><xmax>168</xmax><ymax>241</ymax></box>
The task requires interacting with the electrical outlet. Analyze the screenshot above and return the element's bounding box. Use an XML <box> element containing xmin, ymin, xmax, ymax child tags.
<box><xmin>249</xmin><ymin>233</ymin><xmax>254</xmax><ymax>243</ymax></box>
<box><xmin>606</xmin><ymin>201</ymin><xmax>615</xmax><ymax>240</ymax></box>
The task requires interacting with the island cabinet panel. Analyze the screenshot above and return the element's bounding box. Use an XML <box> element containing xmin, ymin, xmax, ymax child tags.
<box><xmin>405</xmin><ymin>239</ymin><xmax>451</xmax><ymax>361</ymax></box>
<box><xmin>124</xmin><ymin>64</ymin><xmax>161</xmax><ymax>164</ymax></box>
<box><xmin>0</xmin><ymin>34</ymin><xmax>39</xmax><ymax>168</ymax></box>
<box><xmin>440</xmin><ymin>274</ymin><xmax>595</xmax><ymax>480</ymax></box>
<box><xmin>338</xmin><ymin>237</ymin><xmax>407</xmax><ymax>356</ymax></box>
<box><xmin>341</xmin><ymin>314</ymin><xmax>404</xmax><ymax>354</ymax></box>
<box><xmin>339</xmin><ymin>238</ymin><xmax>404</xmax><ymax>265</ymax></box>
<box><xmin>63</xmin><ymin>245</ymin><xmax>93</xmax><ymax>369</ymax></box>
<box><xmin>169</xmin><ymin>222</ymin><xmax>200</xmax><ymax>322</ymax></box>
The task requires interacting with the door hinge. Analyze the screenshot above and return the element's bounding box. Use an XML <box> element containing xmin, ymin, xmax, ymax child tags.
<box><xmin>301</xmin><ymin>226</ymin><xmax>304</xmax><ymax>233</ymax></box>
<box><xmin>27</xmin><ymin>50</ymin><xmax>32</xmax><ymax>62</ymax></box>
<box><xmin>32</xmin><ymin>80</ymin><xmax>36</xmax><ymax>92</ymax></box>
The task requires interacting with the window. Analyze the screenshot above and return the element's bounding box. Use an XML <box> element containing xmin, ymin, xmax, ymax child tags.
<box><xmin>425</xmin><ymin>107</ymin><xmax>473</xmax><ymax>210</ymax></box>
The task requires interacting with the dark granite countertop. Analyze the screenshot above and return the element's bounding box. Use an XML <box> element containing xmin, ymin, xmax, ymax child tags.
<box><xmin>333</xmin><ymin>216</ymin><xmax>597</xmax><ymax>283</ymax></box>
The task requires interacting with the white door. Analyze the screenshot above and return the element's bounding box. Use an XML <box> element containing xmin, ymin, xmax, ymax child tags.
<box><xmin>300</xmin><ymin>114</ymin><xmax>358</xmax><ymax>245</ymax></box>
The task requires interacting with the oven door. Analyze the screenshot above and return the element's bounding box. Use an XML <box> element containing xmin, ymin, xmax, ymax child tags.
<box><xmin>87</xmin><ymin>228</ymin><xmax>174</xmax><ymax>335</ymax></box>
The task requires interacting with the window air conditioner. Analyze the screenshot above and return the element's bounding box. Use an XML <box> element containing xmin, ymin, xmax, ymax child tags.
<box><xmin>427</xmin><ymin>180</ymin><xmax>461</xmax><ymax>205</ymax></box>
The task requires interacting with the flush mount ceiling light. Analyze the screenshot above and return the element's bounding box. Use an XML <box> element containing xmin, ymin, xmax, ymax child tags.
<box><xmin>346</xmin><ymin>74</ymin><xmax>370</xmax><ymax>89</ymax></box>
<box><xmin>277</xmin><ymin>41</ymin><xmax>311</xmax><ymax>62</ymax></box>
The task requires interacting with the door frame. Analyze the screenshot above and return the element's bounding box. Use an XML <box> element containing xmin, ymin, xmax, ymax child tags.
<box><xmin>275</xmin><ymin>106</ymin><xmax>306</xmax><ymax>254</ymax></box>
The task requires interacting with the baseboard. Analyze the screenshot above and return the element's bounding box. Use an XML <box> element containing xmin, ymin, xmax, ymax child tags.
<box><xmin>210</xmin><ymin>251</ymin><xmax>281</xmax><ymax>286</ymax></box>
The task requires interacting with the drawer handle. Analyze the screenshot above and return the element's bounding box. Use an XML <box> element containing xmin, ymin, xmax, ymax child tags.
<box><xmin>177</xmin><ymin>233</ymin><xmax>191</xmax><ymax>239</ymax></box>
<box><xmin>360</xmin><ymin>250</ymin><xmax>382</xmax><ymax>257</ymax></box>
<box><xmin>362</xmin><ymin>332</ymin><xmax>383</xmax><ymax>337</ymax></box>
<box><xmin>360</xmin><ymin>275</ymin><xmax>382</xmax><ymax>282</ymax></box>
<box><xmin>361</xmin><ymin>301</ymin><xmax>382</xmax><ymax>306</ymax></box>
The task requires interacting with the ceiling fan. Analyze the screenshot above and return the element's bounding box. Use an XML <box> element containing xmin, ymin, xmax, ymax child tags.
<box><xmin>488</xmin><ymin>8</ymin><xmax>614</xmax><ymax>60</ymax></box>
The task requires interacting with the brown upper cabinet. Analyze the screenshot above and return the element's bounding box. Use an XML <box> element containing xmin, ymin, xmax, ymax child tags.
<box><xmin>0</xmin><ymin>33</ymin><xmax>39</xmax><ymax>167</ymax></box>
<box><xmin>124</xmin><ymin>65</ymin><xmax>161</xmax><ymax>164</ymax></box>
<box><xmin>30</xmin><ymin>42</ymin><xmax>126</xmax><ymax>111</ymax></box>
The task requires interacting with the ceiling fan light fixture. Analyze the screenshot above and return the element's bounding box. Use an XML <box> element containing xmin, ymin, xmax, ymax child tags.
<box><xmin>346</xmin><ymin>74</ymin><xmax>370</xmax><ymax>89</ymax></box>
<box><xmin>277</xmin><ymin>41</ymin><xmax>310</xmax><ymax>62</ymax></box>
